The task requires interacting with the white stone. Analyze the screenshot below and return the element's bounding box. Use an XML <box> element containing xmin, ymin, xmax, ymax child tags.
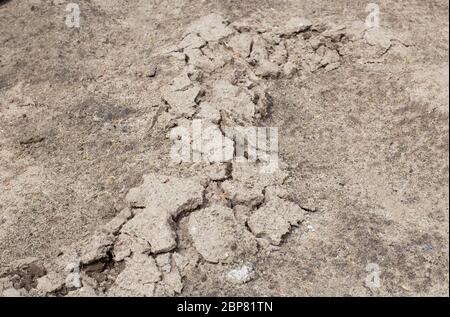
<box><xmin>226</xmin><ymin>264</ymin><xmax>256</xmax><ymax>284</ymax></box>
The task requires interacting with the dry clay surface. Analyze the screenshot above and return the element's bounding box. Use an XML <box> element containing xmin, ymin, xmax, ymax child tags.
<box><xmin>0</xmin><ymin>0</ymin><xmax>449</xmax><ymax>296</ymax></box>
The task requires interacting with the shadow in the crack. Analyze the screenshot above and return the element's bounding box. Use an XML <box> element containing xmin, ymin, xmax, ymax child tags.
<box><xmin>0</xmin><ymin>0</ymin><xmax>12</xmax><ymax>7</ymax></box>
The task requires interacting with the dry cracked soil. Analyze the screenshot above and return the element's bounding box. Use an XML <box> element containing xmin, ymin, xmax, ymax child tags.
<box><xmin>0</xmin><ymin>0</ymin><xmax>448</xmax><ymax>297</ymax></box>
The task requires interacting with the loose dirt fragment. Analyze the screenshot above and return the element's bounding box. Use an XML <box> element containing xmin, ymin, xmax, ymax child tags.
<box><xmin>209</xmin><ymin>80</ymin><xmax>257</xmax><ymax>124</ymax></box>
<box><xmin>248</xmin><ymin>197</ymin><xmax>305</xmax><ymax>246</ymax></box>
<box><xmin>221</xmin><ymin>180</ymin><xmax>264</xmax><ymax>208</ymax></box>
<box><xmin>122</xmin><ymin>174</ymin><xmax>204</xmax><ymax>254</ymax></box>
<box><xmin>125</xmin><ymin>174</ymin><xmax>204</xmax><ymax>214</ymax></box>
<box><xmin>35</xmin><ymin>272</ymin><xmax>65</xmax><ymax>295</ymax></box>
<box><xmin>170</xmin><ymin>72</ymin><xmax>193</xmax><ymax>92</ymax></box>
<box><xmin>195</xmin><ymin>101</ymin><xmax>221</xmax><ymax>124</ymax></box>
<box><xmin>78</xmin><ymin>232</ymin><xmax>115</xmax><ymax>265</ymax></box>
<box><xmin>162</xmin><ymin>86</ymin><xmax>203</xmax><ymax>118</ymax></box>
<box><xmin>255</xmin><ymin>60</ymin><xmax>280</xmax><ymax>78</ymax></box>
<box><xmin>156</xmin><ymin>253</ymin><xmax>172</xmax><ymax>273</ymax></box>
<box><xmin>188</xmin><ymin>205</ymin><xmax>257</xmax><ymax>263</ymax></box>
<box><xmin>227</xmin><ymin>33</ymin><xmax>253</xmax><ymax>58</ymax></box>
<box><xmin>121</xmin><ymin>211</ymin><xmax>177</xmax><ymax>254</ymax></box>
<box><xmin>108</xmin><ymin>254</ymin><xmax>161</xmax><ymax>297</ymax></box>
<box><xmin>159</xmin><ymin>263</ymin><xmax>184</xmax><ymax>295</ymax></box>
<box><xmin>102</xmin><ymin>208</ymin><xmax>133</xmax><ymax>235</ymax></box>
<box><xmin>264</xmin><ymin>185</ymin><xmax>289</xmax><ymax>201</ymax></box>
<box><xmin>112</xmin><ymin>233</ymin><xmax>142</xmax><ymax>261</ymax></box>
<box><xmin>190</xmin><ymin>123</ymin><xmax>235</xmax><ymax>163</ymax></box>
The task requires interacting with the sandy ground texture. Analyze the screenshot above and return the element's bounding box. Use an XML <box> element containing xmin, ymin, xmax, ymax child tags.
<box><xmin>0</xmin><ymin>0</ymin><xmax>448</xmax><ymax>297</ymax></box>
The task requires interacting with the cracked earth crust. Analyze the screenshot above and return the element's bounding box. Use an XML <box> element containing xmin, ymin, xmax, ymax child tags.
<box><xmin>0</xmin><ymin>0</ymin><xmax>448</xmax><ymax>297</ymax></box>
